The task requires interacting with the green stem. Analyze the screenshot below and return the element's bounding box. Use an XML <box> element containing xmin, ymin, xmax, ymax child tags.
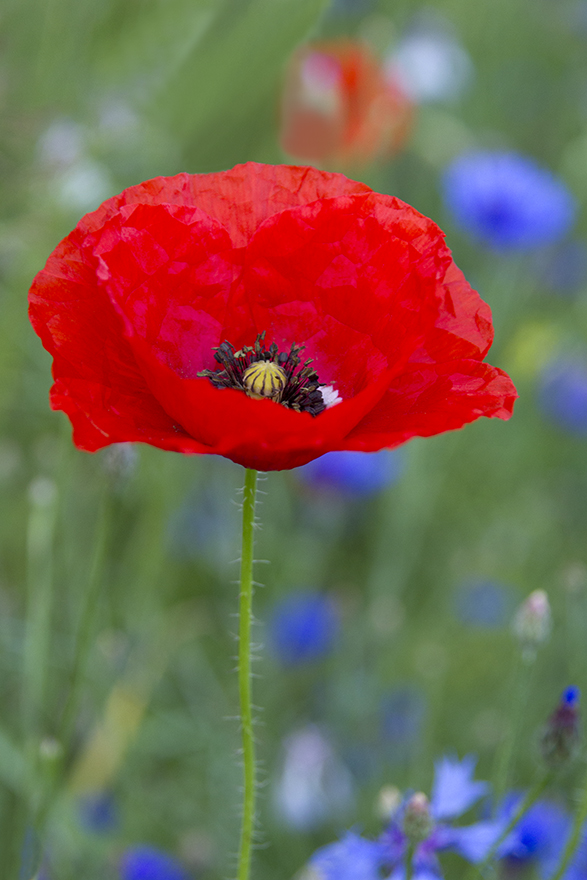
<box><xmin>57</xmin><ymin>490</ymin><xmax>111</xmax><ymax>748</ymax></box>
<box><xmin>405</xmin><ymin>843</ymin><xmax>415</xmax><ymax>880</ymax></box>
<box><xmin>30</xmin><ymin>488</ymin><xmax>111</xmax><ymax>868</ymax></box>
<box><xmin>237</xmin><ymin>468</ymin><xmax>258</xmax><ymax>880</ymax></box>
<box><xmin>469</xmin><ymin>772</ymin><xmax>553</xmax><ymax>879</ymax></box>
<box><xmin>22</xmin><ymin>479</ymin><xmax>58</xmax><ymax>742</ymax></box>
<box><xmin>492</xmin><ymin>653</ymin><xmax>536</xmax><ymax>807</ymax></box>
<box><xmin>20</xmin><ymin>478</ymin><xmax>58</xmax><ymax>875</ymax></box>
<box><xmin>548</xmin><ymin>764</ymin><xmax>587</xmax><ymax>880</ymax></box>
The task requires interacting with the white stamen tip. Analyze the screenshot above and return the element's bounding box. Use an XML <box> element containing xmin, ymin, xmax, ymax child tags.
<box><xmin>321</xmin><ymin>385</ymin><xmax>342</xmax><ymax>409</ymax></box>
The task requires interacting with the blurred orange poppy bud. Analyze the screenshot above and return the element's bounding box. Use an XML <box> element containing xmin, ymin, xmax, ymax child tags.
<box><xmin>280</xmin><ymin>39</ymin><xmax>413</xmax><ymax>166</ymax></box>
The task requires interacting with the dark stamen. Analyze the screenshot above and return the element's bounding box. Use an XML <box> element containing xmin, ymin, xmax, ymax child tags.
<box><xmin>198</xmin><ymin>333</ymin><xmax>329</xmax><ymax>416</ymax></box>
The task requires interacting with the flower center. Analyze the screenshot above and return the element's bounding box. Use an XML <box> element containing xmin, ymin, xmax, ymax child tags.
<box><xmin>242</xmin><ymin>361</ymin><xmax>287</xmax><ymax>401</ymax></box>
<box><xmin>198</xmin><ymin>332</ymin><xmax>340</xmax><ymax>416</ymax></box>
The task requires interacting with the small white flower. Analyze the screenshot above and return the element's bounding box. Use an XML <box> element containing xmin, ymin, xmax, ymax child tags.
<box><xmin>274</xmin><ymin>726</ymin><xmax>353</xmax><ymax>831</ymax></box>
<box><xmin>385</xmin><ymin>28</ymin><xmax>473</xmax><ymax>104</ymax></box>
<box><xmin>513</xmin><ymin>589</ymin><xmax>552</xmax><ymax>651</ymax></box>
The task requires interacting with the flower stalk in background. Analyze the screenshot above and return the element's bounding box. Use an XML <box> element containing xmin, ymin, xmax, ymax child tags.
<box><xmin>471</xmin><ymin>689</ymin><xmax>581</xmax><ymax>880</ymax></box>
<box><xmin>493</xmin><ymin>590</ymin><xmax>552</xmax><ymax>805</ymax></box>
<box><xmin>28</xmin><ymin>162</ymin><xmax>516</xmax><ymax>880</ymax></box>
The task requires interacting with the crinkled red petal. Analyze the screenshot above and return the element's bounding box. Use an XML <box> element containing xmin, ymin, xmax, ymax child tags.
<box><xmin>95</xmin><ymin>196</ymin><xmax>438</xmax><ymax>467</ymax></box>
<box><xmin>28</xmin><ymin>163</ymin><xmax>517</xmax><ymax>468</ymax></box>
<box><xmin>342</xmin><ymin>360</ymin><xmax>517</xmax><ymax>450</ymax></box>
<box><xmin>73</xmin><ymin>162</ymin><xmax>371</xmax><ymax>248</ymax></box>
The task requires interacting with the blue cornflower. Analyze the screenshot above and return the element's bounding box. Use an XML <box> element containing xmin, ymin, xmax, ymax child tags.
<box><xmin>268</xmin><ymin>590</ymin><xmax>339</xmax><ymax>666</ymax></box>
<box><xmin>119</xmin><ymin>847</ymin><xmax>191</xmax><ymax>880</ymax></box>
<box><xmin>442</xmin><ymin>151</ymin><xmax>576</xmax><ymax>250</ymax></box>
<box><xmin>495</xmin><ymin>795</ymin><xmax>570</xmax><ymax>874</ymax></box>
<box><xmin>295</xmin><ymin>450</ymin><xmax>403</xmax><ymax>496</ymax></box>
<box><xmin>310</xmin><ymin>755</ymin><xmax>495</xmax><ymax>880</ymax></box>
<box><xmin>538</xmin><ymin>358</ymin><xmax>587</xmax><ymax>434</ymax></box>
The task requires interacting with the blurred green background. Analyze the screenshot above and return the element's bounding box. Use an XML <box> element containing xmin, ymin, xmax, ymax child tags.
<box><xmin>2</xmin><ymin>0</ymin><xmax>587</xmax><ymax>876</ymax></box>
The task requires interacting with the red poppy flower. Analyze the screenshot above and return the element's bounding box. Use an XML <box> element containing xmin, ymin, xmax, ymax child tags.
<box><xmin>280</xmin><ymin>40</ymin><xmax>413</xmax><ymax>165</ymax></box>
<box><xmin>28</xmin><ymin>162</ymin><xmax>516</xmax><ymax>471</ymax></box>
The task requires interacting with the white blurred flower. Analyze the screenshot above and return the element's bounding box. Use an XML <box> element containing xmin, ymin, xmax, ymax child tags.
<box><xmin>298</xmin><ymin>52</ymin><xmax>344</xmax><ymax>116</ymax></box>
<box><xmin>274</xmin><ymin>725</ymin><xmax>354</xmax><ymax>831</ymax></box>
<box><xmin>98</xmin><ymin>100</ymin><xmax>140</xmax><ymax>141</ymax></box>
<box><xmin>376</xmin><ymin>784</ymin><xmax>401</xmax><ymax>820</ymax></box>
<box><xmin>513</xmin><ymin>589</ymin><xmax>552</xmax><ymax>655</ymax></box>
<box><xmin>53</xmin><ymin>160</ymin><xmax>113</xmax><ymax>212</ymax></box>
<box><xmin>101</xmin><ymin>442</ymin><xmax>139</xmax><ymax>483</ymax></box>
<box><xmin>28</xmin><ymin>476</ymin><xmax>57</xmax><ymax>508</ymax></box>
<box><xmin>38</xmin><ymin>116</ymin><xmax>114</xmax><ymax>212</ymax></box>
<box><xmin>38</xmin><ymin>119</ymin><xmax>86</xmax><ymax>169</ymax></box>
<box><xmin>385</xmin><ymin>26</ymin><xmax>473</xmax><ymax>104</ymax></box>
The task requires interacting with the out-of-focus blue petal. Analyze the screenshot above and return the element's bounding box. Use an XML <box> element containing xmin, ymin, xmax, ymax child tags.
<box><xmin>381</xmin><ymin>687</ymin><xmax>426</xmax><ymax>764</ymax></box>
<box><xmin>310</xmin><ymin>831</ymin><xmax>385</xmax><ymax>880</ymax></box>
<box><xmin>78</xmin><ymin>790</ymin><xmax>119</xmax><ymax>834</ymax></box>
<box><xmin>380</xmin><ymin>817</ymin><xmax>407</xmax><ymax>863</ymax></box>
<box><xmin>497</xmin><ymin>795</ymin><xmax>570</xmax><ymax>871</ymax></box>
<box><xmin>442</xmin><ymin>151</ymin><xmax>576</xmax><ymax>251</ymax></box>
<box><xmin>119</xmin><ymin>846</ymin><xmax>191</xmax><ymax>880</ymax></box>
<box><xmin>295</xmin><ymin>450</ymin><xmax>403</xmax><ymax>497</ymax></box>
<box><xmin>453</xmin><ymin>580</ymin><xmax>514</xmax><ymax>628</ymax></box>
<box><xmin>414</xmin><ymin>838</ymin><xmax>444</xmax><ymax>879</ymax></box>
<box><xmin>538</xmin><ymin>358</ymin><xmax>587</xmax><ymax>434</ymax></box>
<box><xmin>430</xmin><ymin>755</ymin><xmax>489</xmax><ymax>820</ymax></box>
<box><xmin>563</xmin><ymin>686</ymin><xmax>580</xmax><ymax>707</ymax></box>
<box><xmin>385</xmin><ymin>845</ymin><xmax>443</xmax><ymax>880</ymax></box>
<box><xmin>386</xmin><ymin>868</ymin><xmax>441</xmax><ymax>880</ymax></box>
<box><xmin>448</xmin><ymin>820</ymin><xmax>507</xmax><ymax>862</ymax></box>
<box><xmin>268</xmin><ymin>590</ymin><xmax>339</xmax><ymax>666</ymax></box>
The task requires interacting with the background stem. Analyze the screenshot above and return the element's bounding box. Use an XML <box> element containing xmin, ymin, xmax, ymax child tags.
<box><xmin>492</xmin><ymin>652</ymin><xmax>537</xmax><ymax>806</ymax></box>
<box><xmin>548</xmin><ymin>764</ymin><xmax>587</xmax><ymax>880</ymax></box>
<box><xmin>470</xmin><ymin>772</ymin><xmax>553</xmax><ymax>880</ymax></box>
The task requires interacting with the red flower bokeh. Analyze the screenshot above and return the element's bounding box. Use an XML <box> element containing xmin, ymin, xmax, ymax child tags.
<box><xmin>29</xmin><ymin>162</ymin><xmax>516</xmax><ymax>471</ymax></box>
<box><xmin>280</xmin><ymin>40</ymin><xmax>413</xmax><ymax>166</ymax></box>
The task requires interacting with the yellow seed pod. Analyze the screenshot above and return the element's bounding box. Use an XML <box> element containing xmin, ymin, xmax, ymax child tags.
<box><xmin>243</xmin><ymin>361</ymin><xmax>287</xmax><ymax>402</ymax></box>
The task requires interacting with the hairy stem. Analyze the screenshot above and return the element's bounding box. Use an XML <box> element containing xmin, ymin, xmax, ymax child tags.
<box><xmin>237</xmin><ymin>468</ymin><xmax>258</xmax><ymax>880</ymax></box>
